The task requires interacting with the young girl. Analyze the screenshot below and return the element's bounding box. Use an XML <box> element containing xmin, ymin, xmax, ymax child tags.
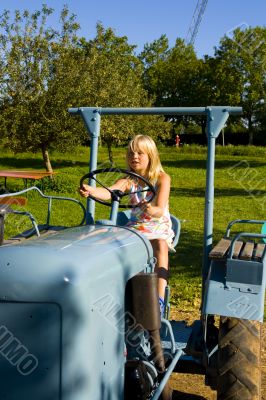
<box><xmin>79</xmin><ymin>135</ymin><xmax>175</xmax><ymax>315</ymax></box>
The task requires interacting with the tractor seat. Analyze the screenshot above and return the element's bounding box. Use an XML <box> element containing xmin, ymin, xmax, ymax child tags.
<box><xmin>116</xmin><ymin>210</ymin><xmax>181</xmax><ymax>250</ymax></box>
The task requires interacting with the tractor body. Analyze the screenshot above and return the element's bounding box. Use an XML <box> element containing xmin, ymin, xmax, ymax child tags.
<box><xmin>0</xmin><ymin>106</ymin><xmax>265</xmax><ymax>400</ymax></box>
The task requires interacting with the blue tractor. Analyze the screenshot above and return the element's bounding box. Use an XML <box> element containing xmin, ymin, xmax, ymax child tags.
<box><xmin>0</xmin><ymin>106</ymin><xmax>265</xmax><ymax>400</ymax></box>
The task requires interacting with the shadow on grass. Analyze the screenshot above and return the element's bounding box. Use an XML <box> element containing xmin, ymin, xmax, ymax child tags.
<box><xmin>0</xmin><ymin>157</ymin><xmax>43</xmax><ymax>169</ymax></box>
<box><xmin>170</xmin><ymin>229</ymin><xmax>203</xmax><ymax>277</ymax></box>
<box><xmin>169</xmin><ymin>224</ymin><xmax>230</xmax><ymax>278</ymax></box>
<box><xmin>170</xmin><ymin>187</ymin><xmax>263</xmax><ymax>198</ymax></box>
<box><xmin>163</xmin><ymin>159</ymin><xmax>266</xmax><ymax>170</ymax></box>
<box><xmin>0</xmin><ymin>157</ymin><xmax>88</xmax><ymax>169</ymax></box>
<box><xmin>163</xmin><ymin>159</ymin><xmax>206</xmax><ymax>169</ymax></box>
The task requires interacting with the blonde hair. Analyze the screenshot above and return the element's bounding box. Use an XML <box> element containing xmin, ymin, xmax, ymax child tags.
<box><xmin>126</xmin><ymin>135</ymin><xmax>164</xmax><ymax>183</ymax></box>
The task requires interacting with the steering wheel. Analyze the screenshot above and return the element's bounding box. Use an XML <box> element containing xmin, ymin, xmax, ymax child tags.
<box><xmin>80</xmin><ymin>168</ymin><xmax>156</xmax><ymax>209</ymax></box>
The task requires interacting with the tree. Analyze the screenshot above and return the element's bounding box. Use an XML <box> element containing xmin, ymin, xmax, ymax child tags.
<box><xmin>78</xmin><ymin>24</ymin><xmax>172</xmax><ymax>163</ymax></box>
<box><xmin>212</xmin><ymin>26</ymin><xmax>266</xmax><ymax>144</ymax></box>
<box><xmin>0</xmin><ymin>5</ymin><xmax>87</xmax><ymax>172</ymax></box>
<box><xmin>140</xmin><ymin>37</ymin><xmax>201</xmax><ymax>108</ymax></box>
<box><xmin>0</xmin><ymin>12</ymin><xmax>171</xmax><ymax>168</ymax></box>
<box><xmin>139</xmin><ymin>37</ymin><xmax>204</xmax><ymax>141</ymax></box>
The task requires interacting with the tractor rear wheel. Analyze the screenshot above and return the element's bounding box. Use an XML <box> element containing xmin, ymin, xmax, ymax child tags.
<box><xmin>217</xmin><ymin>317</ymin><xmax>261</xmax><ymax>400</ymax></box>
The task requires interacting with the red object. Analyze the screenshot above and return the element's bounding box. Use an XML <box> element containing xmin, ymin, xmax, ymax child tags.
<box><xmin>175</xmin><ymin>135</ymin><xmax>180</xmax><ymax>147</ymax></box>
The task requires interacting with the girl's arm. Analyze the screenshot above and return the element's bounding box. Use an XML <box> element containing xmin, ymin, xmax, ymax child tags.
<box><xmin>141</xmin><ymin>172</ymin><xmax>170</xmax><ymax>218</ymax></box>
<box><xmin>79</xmin><ymin>178</ymin><xmax>130</xmax><ymax>201</ymax></box>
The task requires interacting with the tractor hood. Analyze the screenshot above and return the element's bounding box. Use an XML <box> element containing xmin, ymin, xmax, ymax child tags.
<box><xmin>0</xmin><ymin>224</ymin><xmax>153</xmax><ymax>301</ymax></box>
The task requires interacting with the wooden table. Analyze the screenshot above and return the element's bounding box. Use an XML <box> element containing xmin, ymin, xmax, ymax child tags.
<box><xmin>0</xmin><ymin>170</ymin><xmax>55</xmax><ymax>189</ymax></box>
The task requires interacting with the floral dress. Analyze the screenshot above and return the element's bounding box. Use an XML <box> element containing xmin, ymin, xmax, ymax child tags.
<box><xmin>126</xmin><ymin>181</ymin><xmax>175</xmax><ymax>252</ymax></box>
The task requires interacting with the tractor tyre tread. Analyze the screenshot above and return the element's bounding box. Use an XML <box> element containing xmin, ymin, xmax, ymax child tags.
<box><xmin>217</xmin><ymin>317</ymin><xmax>261</xmax><ymax>400</ymax></box>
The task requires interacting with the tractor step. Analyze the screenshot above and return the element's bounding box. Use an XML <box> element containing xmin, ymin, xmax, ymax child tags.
<box><xmin>161</xmin><ymin>320</ymin><xmax>193</xmax><ymax>353</ymax></box>
<box><xmin>161</xmin><ymin>320</ymin><xmax>204</xmax><ymax>374</ymax></box>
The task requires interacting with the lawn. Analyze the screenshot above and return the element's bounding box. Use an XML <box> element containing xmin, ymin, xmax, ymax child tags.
<box><xmin>0</xmin><ymin>144</ymin><xmax>265</xmax><ymax>312</ymax></box>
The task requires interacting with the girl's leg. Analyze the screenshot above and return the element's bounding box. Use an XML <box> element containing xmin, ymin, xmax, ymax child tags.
<box><xmin>150</xmin><ymin>239</ymin><xmax>169</xmax><ymax>299</ymax></box>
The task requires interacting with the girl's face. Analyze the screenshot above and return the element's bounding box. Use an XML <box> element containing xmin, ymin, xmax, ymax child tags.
<box><xmin>128</xmin><ymin>148</ymin><xmax>150</xmax><ymax>176</ymax></box>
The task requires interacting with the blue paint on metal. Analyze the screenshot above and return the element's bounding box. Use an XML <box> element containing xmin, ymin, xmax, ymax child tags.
<box><xmin>0</xmin><ymin>225</ymin><xmax>153</xmax><ymax>399</ymax></box>
<box><xmin>206</xmin><ymin>106</ymin><xmax>230</xmax><ymax>138</ymax></box>
<box><xmin>202</xmin><ymin>135</ymin><xmax>216</xmax><ymax>286</ymax></box>
<box><xmin>226</xmin><ymin>258</ymin><xmax>264</xmax><ymax>293</ymax></box>
<box><xmin>69</xmin><ymin>106</ymin><xmax>242</xmax><ymax>116</ymax></box>
<box><xmin>86</xmin><ymin>135</ymin><xmax>98</xmax><ymax>224</ymax></box>
<box><xmin>110</xmin><ymin>200</ymin><xmax>120</xmax><ymax>223</ymax></box>
<box><xmin>69</xmin><ymin>107</ymin><xmax>101</xmax><ymax>138</ymax></box>
<box><xmin>203</xmin><ymin>221</ymin><xmax>266</xmax><ymax>322</ymax></box>
<box><xmin>225</xmin><ymin>219</ymin><xmax>266</xmax><ymax>237</ymax></box>
<box><xmin>160</xmin><ymin>320</ymin><xmax>192</xmax><ymax>352</ymax></box>
<box><xmin>202</xmin><ymin>257</ymin><xmax>266</xmax><ymax>322</ymax></box>
<box><xmin>69</xmin><ymin>108</ymin><xmax>101</xmax><ymax>224</ymax></box>
<box><xmin>262</xmin><ymin>222</ymin><xmax>266</xmax><ymax>243</ymax></box>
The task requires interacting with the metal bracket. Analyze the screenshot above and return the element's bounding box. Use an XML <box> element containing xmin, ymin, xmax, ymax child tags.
<box><xmin>79</xmin><ymin>107</ymin><xmax>101</xmax><ymax>138</ymax></box>
<box><xmin>69</xmin><ymin>107</ymin><xmax>101</xmax><ymax>138</ymax></box>
<box><xmin>206</xmin><ymin>106</ymin><xmax>230</xmax><ymax>138</ymax></box>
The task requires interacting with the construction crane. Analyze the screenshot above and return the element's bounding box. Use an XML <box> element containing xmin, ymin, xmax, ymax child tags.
<box><xmin>186</xmin><ymin>0</ymin><xmax>208</xmax><ymax>45</ymax></box>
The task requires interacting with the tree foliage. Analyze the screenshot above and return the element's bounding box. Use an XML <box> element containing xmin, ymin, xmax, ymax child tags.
<box><xmin>207</xmin><ymin>26</ymin><xmax>266</xmax><ymax>143</ymax></box>
<box><xmin>139</xmin><ymin>27</ymin><xmax>266</xmax><ymax>144</ymax></box>
<box><xmin>0</xmin><ymin>5</ymin><xmax>87</xmax><ymax>171</ymax></box>
<box><xmin>0</xmin><ymin>11</ymin><xmax>171</xmax><ymax>168</ymax></box>
<box><xmin>140</xmin><ymin>37</ymin><xmax>201</xmax><ymax>107</ymax></box>
<box><xmin>0</xmin><ymin>4</ymin><xmax>265</xmax><ymax>167</ymax></box>
<box><xmin>78</xmin><ymin>24</ymin><xmax>171</xmax><ymax>162</ymax></box>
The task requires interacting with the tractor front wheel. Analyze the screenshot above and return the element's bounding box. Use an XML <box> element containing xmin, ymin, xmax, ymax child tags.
<box><xmin>217</xmin><ymin>317</ymin><xmax>261</xmax><ymax>400</ymax></box>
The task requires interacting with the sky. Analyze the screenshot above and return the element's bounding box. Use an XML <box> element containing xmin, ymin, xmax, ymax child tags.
<box><xmin>1</xmin><ymin>0</ymin><xmax>266</xmax><ymax>58</ymax></box>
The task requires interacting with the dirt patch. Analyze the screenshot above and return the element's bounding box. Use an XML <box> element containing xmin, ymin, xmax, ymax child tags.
<box><xmin>168</xmin><ymin>309</ymin><xmax>265</xmax><ymax>399</ymax></box>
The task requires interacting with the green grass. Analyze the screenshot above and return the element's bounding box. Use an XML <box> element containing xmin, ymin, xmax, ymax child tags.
<box><xmin>1</xmin><ymin>144</ymin><xmax>266</xmax><ymax>312</ymax></box>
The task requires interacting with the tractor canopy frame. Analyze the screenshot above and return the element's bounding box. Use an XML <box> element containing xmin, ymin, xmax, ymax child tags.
<box><xmin>69</xmin><ymin>106</ymin><xmax>242</xmax><ymax>292</ymax></box>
